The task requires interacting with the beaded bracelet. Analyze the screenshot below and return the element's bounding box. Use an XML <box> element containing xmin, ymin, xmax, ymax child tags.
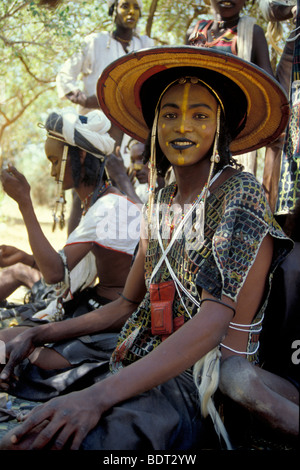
<box><xmin>200</xmin><ymin>298</ymin><xmax>236</xmax><ymax>316</ymax></box>
<box><xmin>118</xmin><ymin>292</ymin><xmax>140</xmax><ymax>305</ymax></box>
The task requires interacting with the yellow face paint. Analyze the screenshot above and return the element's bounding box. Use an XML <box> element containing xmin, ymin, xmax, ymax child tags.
<box><xmin>180</xmin><ymin>83</ymin><xmax>191</xmax><ymax>134</ymax></box>
<box><xmin>202</xmin><ymin>124</ymin><xmax>206</xmax><ymax>130</ymax></box>
<box><xmin>177</xmin><ymin>156</ymin><xmax>185</xmax><ymax>165</ymax></box>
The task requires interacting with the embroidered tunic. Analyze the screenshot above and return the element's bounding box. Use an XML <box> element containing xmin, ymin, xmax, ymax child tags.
<box><xmin>188</xmin><ymin>20</ymin><xmax>238</xmax><ymax>55</ymax></box>
<box><xmin>110</xmin><ymin>171</ymin><xmax>292</xmax><ymax>371</ymax></box>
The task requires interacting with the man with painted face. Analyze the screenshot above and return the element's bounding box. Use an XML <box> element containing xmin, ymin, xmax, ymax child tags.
<box><xmin>0</xmin><ymin>47</ymin><xmax>295</xmax><ymax>450</ymax></box>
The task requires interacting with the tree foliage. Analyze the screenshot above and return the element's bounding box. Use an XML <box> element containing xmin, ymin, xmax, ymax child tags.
<box><xmin>0</xmin><ymin>0</ymin><xmax>295</xmax><ymax>204</ymax></box>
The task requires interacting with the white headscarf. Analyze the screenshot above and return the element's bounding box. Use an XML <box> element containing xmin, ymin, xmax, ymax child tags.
<box><xmin>45</xmin><ymin>108</ymin><xmax>115</xmax><ymax>157</ymax></box>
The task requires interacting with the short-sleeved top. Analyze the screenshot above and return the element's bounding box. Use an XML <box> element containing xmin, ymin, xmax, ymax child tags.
<box><xmin>66</xmin><ymin>192</ymin><xmax>141</xmax><ymax>254</ymax></box>
<box><xmin>188</xmin><ymin>20</ymin><xmax>238</xmax><ymax>55</ymax></box>
<box><xmin>110</xmin><ymin>172</ymin><xmax>292</xmax><ymax>372</ymax></box>
<box><xmin>64</xmin><ymin>192</ymin><xmax>141</xmax><ymax>294</ymax></box>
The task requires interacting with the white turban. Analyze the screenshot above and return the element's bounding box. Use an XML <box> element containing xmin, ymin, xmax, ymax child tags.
<box><xmin>45</xmin><ymin>108</ymin><xmax>115</xmax><ymax>157</ymax></box>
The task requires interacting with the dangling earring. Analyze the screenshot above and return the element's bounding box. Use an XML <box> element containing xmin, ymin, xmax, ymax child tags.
<box><xmin>205</xmin><ymin>105</ymin><xmax>221</xmax><ymax>195</ymax></box>
<box><xmin>147</xmin><ymin>109</ymin><xmax>159</xmax><ymax>232</ymax></box>
<box><xmin>52</xmin><ymin>144</ymin><xmax>68</xmax><ymax>231</ymax></box>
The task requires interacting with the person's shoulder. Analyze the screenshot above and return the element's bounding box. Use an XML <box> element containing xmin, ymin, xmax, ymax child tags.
<box><xmin>136</xmin><ymin>34</ymin><xmax>155</xmax><ymax>47</ymax></box>
<box><xmin>187</xmin><ymin>18</ymin><xmax>210</xmax><ymax>32</ymax></box>
<box><xmin>232</xmin><ymin>170</ymin><xmax>263</xmax><ymax>191</ymax></box>
<box><xmin>83</xmin><ymin>31</ymin><xmax>109</xmax><ymax>45</ymax></box>
<box><xmin>221</xmin><ymin>170</ymin><xmax>265</xmax><ymax>202</ymax></box>
<box><xmin>98</xmin><ymin>190</ymin><xmax>141</xmax><ymax>209</ymax></box>
<box><xmin>252</xmin><ymin>22</ymin><xmax>267</xmax><ymax>38</ymax></box>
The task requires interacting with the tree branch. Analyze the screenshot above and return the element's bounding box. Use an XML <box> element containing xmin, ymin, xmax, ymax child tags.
<box><xmin>146</xmin><ymin>0</ymin><xmax>159</xmax><ymax>37</ymax></box>
<box><xmin>17</xmin><ymin>54</ymin><xmax>56</xmax><ymax>84</ymax></box>
<box><xmin>0</xmin><ymin>85</ymin><xmax>55</xmax><ymax>140</ymax></box>
<box><xmin>0</xmin><ymin>1</ymin><xmax>30</xmax><ymax>22</ymax></box>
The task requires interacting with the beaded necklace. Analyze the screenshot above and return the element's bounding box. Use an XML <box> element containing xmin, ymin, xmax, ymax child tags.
<box><xmin>164</xmin><ymin>166</ymin><xmax>226</xmax><ymax>242</ymax></box>
<box><xmin>81</xmin><ymin>180</ymin><xmax>112</xmax><ymax>215</ymax></box>
<box><xmin>209</xmin><ymin>17</ymin><xmax>239</xmax><ymax>41</ymax></box>
<box><xmin>166</xmin><ymin>181</ymin><xmax>209</xmax><ymax>239</ymax></box>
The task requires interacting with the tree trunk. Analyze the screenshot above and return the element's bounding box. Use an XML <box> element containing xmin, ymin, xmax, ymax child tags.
<box><xmin>146</xmin><ymin>0</ymin><xmax>159</xmax><ymax>37</ymax></box>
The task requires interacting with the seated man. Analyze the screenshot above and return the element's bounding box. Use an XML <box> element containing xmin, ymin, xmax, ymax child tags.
<box><xmin>0</xmin><ymin>46</ymin><xmax>295</xmax><ymax>450</ymax></box>
<box><xmin>0</xmin><ymin>108</ymin><xmax>141</xmax><ymax>398</ymax></box>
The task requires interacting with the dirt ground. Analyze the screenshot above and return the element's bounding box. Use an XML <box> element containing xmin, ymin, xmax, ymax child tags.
<box><xmin>0</xmin><ymin>194</ymin><xmax>69</xmax><ymax>303</ymax></box>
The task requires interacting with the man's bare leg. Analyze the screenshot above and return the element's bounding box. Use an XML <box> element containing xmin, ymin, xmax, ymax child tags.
<box><xmin>219</xmin><ymin>355</ymin><xmax>299</xmax><ymax>437</ymax></box>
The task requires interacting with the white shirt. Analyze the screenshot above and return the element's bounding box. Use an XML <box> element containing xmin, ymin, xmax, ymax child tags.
<box><xmin>56</xmin><ymin>31</ymin><xmax>155</xmax><ymax>114</ymax></box>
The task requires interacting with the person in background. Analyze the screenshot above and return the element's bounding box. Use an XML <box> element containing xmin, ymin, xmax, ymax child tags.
<box><xmin>126</xmin><ymin>139</ymin><xmax>165</xmax><ymax>204</ymax></box>
<box><xmin>56</xmin><ymin>0</ymin><xmax>154</xmax><ymax>234</ymax></box>
<box><xmin>259</xmin><ymin>0</ymin><xmax>297</xmax><ymax>212</ymax></box>
<box><xmin>187</xmin><ymin>0</ymin><xmax>274</xmax><ymax>175</ymax></box>
<box><xmin>56</xmin><ymin>0</ymin><xmax>154</xmax><ymax>148</ymax></box>
<box><xmin>0</xmin><ymin>109</ymin><xmax>141</xmax><ymax>400</ymax></box>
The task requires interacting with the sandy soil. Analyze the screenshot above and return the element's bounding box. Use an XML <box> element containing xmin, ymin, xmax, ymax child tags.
<box><xmin>0</xmin><ymin>195</ymin><xmax>69</xmax><ymax>303</ymax></box>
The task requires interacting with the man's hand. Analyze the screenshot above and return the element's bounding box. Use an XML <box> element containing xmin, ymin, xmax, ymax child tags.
<box><xmin>0</xmin><ymin>330</ymin><xmax>36</xmax><ymax>388</ymax></box>
<box><xmin>66</xmin><ymin>89</ymin><xmax>88</xmax><ymax>106</ymax></box>
<box><xmin>0</xmin><ymin>388</ymin><xmax>103</xmax><ymax>450</ymax></box>
<box><xmin>0</xmin><ymin>165</ymin><xmax>31</xmax><ymax>207</ymax></box>
<box><xmin>66</xmin><ymin>90</ymin><xmax>99</xmax><ymax>109</ymax></box>
<box><xmin>0</xmin><ymin>245</ymin><xmax>30</xmax><ymax>268</ymax></box>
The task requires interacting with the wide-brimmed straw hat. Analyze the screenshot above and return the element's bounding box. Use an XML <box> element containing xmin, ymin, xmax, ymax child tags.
<box><xmin>97</xmin><ymin>46</ymin><xmax>289</xmax><ymax>155</ymax></box>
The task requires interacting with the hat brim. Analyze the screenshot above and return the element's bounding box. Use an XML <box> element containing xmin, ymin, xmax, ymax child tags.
<box><xmin>97</xmin><ymin>46</ymin><xmax>289</xmax><ymax>155</ymax></box>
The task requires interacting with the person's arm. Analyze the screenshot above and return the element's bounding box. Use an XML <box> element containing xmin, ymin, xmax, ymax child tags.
<box><xmin>0</xmin><ymin>289</ymin><xmax>234</xmax><ymax>450</ymax></box>
<box><xmin>0</xmin><ymin>234</ymin><xmax>274</xmax><ymax>450</ymax></box>
<box><xmin>56</xmin><ymin>46</ymin><xmax>86</xmax><ymax>100</ymax></box>
<box><xmin>0</xmin><ymin>166</ymin><xmax>92</xmax><ymax>283</ymax></box>
<box><xmin>251</xmin><ymin>25</ymin><xmax>274</xmax><ymax>76</ymax></box>
<box><xmin>106</xmin><ymin>153</ymin><xmax>144</xmax><ymax>204</ymax></box>
<box><xmin>0</xmin><ymin>245</ymin><xmax>35</xmax><ymax>269</ymax></box>
<box><xmin>56</xmin><ymin>37</ymin><xmax>99</xmax><ymax>109</ymax></box>
<box><xmin>0</xmin><ymin>239</ymin><xmax>147</xmax><ymax>384</ymax></box>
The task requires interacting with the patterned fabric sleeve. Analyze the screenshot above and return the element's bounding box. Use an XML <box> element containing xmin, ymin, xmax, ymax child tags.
<box><xmin>213</xmin><ymin>182</ymin><xmax>270</xmax><ymax>301</ymax></box>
